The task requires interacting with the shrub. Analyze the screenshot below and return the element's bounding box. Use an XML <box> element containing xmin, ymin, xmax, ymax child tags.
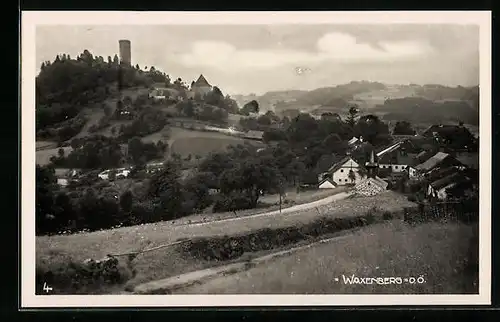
<box><xmin>36</xmin><ymin>255</ymin><xmax>132</xmax><ymax>294</ymax></box>
<box><xmin>407</xmin><ymin>195</ymin><xmax>417</xmax><ymax>202</ymax></box>
<box><xmin>212</xmin><ymin>194</ymin><xmax>254</xmax><ymax>213</ymax></box>
<box><xmin>382</xmin><ymin>211</ymin><xmax>394</xmax><ymax>220</ymax></box>
<box><xmin>365</xmin><ymin>207</ymin><xmax>379</xmax><ymax>224</ymax></box>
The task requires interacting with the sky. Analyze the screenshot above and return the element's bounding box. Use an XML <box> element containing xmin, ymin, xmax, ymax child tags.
<box><xmin>36</xmin><ymin>24</ymin><xmax>479</xmax><ymax>96</ymax></box>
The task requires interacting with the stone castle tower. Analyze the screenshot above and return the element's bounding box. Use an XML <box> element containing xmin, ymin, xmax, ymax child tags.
<box><xmin>119</xmin><ymin>40</ymin><xmax>131</xmax><ymax>65</ymax></box>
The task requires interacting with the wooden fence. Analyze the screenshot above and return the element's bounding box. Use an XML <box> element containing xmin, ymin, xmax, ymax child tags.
<box><xmin>403</xmin><ymin>199</ymin><xmax>478</xmax><ymax>224</ymax></box>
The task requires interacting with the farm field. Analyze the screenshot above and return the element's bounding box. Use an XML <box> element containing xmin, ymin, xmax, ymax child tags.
<box><xmin>171</xmin><ymin>136</ymin><xmax>251</xmax><ymax>158</ymax></box>
<box><xmin>177</xmin><ymin>221</ymin><xmax>479</xmax><ymax>294</ymax></box>
<box><xmin>142</xmin><ymin>126</ymin><xmax>264</xmax><ymax>158</ymax></box>
<box><xmin>36</xmin><ymin>191</ymin><xmax>416</xmax><ymax>264</ymax></box>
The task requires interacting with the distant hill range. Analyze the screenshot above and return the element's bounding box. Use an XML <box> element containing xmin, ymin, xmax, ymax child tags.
<box><xmin>232</xmin><ymin>81</ymin><xmax>479</xmax><ymax>125</ymax></box>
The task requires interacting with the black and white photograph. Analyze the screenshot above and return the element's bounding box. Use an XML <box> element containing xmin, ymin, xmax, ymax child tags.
<box><xmin>21</xmin><ymin>11</ymin><xmax>491</xmax><ymax>307</ymax></box>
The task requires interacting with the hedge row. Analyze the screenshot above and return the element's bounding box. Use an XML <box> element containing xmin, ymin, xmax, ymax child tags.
<box><xmin>180</xmin><ymin>208</ymin><xmax>387</xmax><ymax>262</ymax></box>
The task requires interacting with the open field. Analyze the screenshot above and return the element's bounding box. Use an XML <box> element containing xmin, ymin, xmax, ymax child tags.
<box><xmin>171</xmin><ymin>137</ymin><xmax>252</xmax><ymax>158</ymax></box>
<box><xmin>36</xmin><ymin>191</ymin><xmax>416</xmax><ymax>264</ymax></box>
<box><xmin>142</xmin><ymin>126</ymin><xmax>264</xmax><ymax>158</ymax></box>
<box><xmin>177</xmin><ymin>220</ymin><xmax>479</xmax><ymax>294</ymax></box>
<box><xmin>36</xmin><ymin>146</ymin><xmax>73</xmax><ymax>166</ymax></box>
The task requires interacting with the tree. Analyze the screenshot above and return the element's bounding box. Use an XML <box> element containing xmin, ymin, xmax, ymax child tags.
<box><xmin>36</xmin><ymin>165</ymin><xmax>58</xmax><ymax>235</ymax></box>
<box><xmin>393</xmin><ymin>121</ymin><xmax>416</xmax><ymax>135</ymax></box>
<box><xmin>348</xmin><ymin>170</ymin><xmax>356</xmax><ymax>184</ymax></box>
<box><xmin>119</xmin><ymin>191</ymin><xmax>134</xmax><ymax>213</ymax></box>
<box><xmin>219</xmin><ymin>155</ymin><xmax>281</xmax><ymax>208</ymax></box>
<box><xmin>241</xmin><ymin>100</ymin><xmax>259</xmax><ymax>116</ymax></box>
<box><xmin>128</xmin><ymin>137</ymin><xmax>145</xmax><ymax>165</ymax></box>
<box><xmin>346</xmin><ymin>105</ymin><xmax>359</xmax><ymax>128</ymax></box>
<box><xmin>148</xmin><ymin>161</ymin><xmax>184</xmax><ymax>220</ymax></box>
<box><xmin>108</xmin><ymin>169</ymin><xmax>117</xmax><ymax>181</ymax></box>
<box><xmin>103</xmin><ymin>105</ymin><xmax>112</xmax><ymax>117</ymax></box>
<box><xmin>354</xmin><ymin>114</ymin><xmax>390</xmax><ymax>146</ymax></box>
<box><xmin>182</xmin><ymin>174</ymin><xmax>213</xmax><ymax>213</ymax></box>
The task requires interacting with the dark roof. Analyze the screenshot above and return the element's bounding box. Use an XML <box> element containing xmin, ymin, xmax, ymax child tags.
<box><xmin>415</xmin><ymin>152</ymin><xmax>450</xmax><ymax>171</ymax></box>
<box><xmin>422</xmin><ymin>124</ymin><xmax>461</xmax><ymax>136</ymax></box>
<box><xmin>318</xmin><ymin>177</ymin><xmax>337</xmax><ymax>187</ymax></box>
<box><xmin>378</xmin><ymin>151</ymin><xmax>418</xmax><ymax>166</ymax></box>
<box><xmin>456</xmin><ymin>153</ymin><xmax>479</xmax><ymax>169</ymax></box>
<box><xmin>326</xmin><ymin>156</ymin><xmax>364</xmax><ymax>174</ymax></box>
<box><xmin>430</xmin><ymin>172</ymin><xmax>470</xmax><ymax>190</ymax></box>
<box><xmin>422</xmin><ymin>125</ymin><xmax>476</xmax><ymax>145</ymax></box>
<box><xmin>193</xmin><ymin>74</ymin><xmax>211</xmax><ymax>87</ymax></box>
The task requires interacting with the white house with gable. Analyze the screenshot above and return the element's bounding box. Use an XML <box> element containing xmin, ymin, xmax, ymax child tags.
<box><xmin>318</xmin><ymin>155</ymin><xmax>364</xmax><ymax>187</ymax></box>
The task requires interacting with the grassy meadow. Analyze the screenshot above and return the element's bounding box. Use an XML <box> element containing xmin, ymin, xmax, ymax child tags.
<box><xmin>177</xmin><ymin>220</ymin><xmax>479</xmax><ymax>294</ymax></box>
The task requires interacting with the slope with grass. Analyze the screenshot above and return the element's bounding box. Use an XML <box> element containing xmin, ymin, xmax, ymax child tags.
<box><xmin>142</xmin><ymin>126</ymin><xmax>264</xmax><ymax>159</ymax></box>
<box><xmin>36</xmin><ymin>191</ymin><xmax>416</xmax><ymax>264</ymax></box>
<box><xmin>177</xmin><ymin>220</ymin><xmax>479</xmax><ymax>294</ymax></box>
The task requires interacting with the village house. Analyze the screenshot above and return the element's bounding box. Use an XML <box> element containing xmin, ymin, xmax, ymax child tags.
<box><xmin>98</xmin><ymin>167</ymin><xmax>132</xmax><ymax>180</ymax></box>
<box><xmin>318</xmin><ymin>155</ymin><xmax>364</xmax><ymax>188</ymax></box>
<box><xmin>375</xmin><ymin>140</ymin><xmax>420</xmax><ymax>178</ymax></box>
<box><xmin>54</xmin><ymin>168</ymin><xmax>80</xmax><ymax>187</ymax></box>
<box><xmin>426</xmin><ymin>172</ymin><xmax>472</xmax><ymax>200</ymax></box>
<box><xmin>145</xmin><ymin>162</ymin><xmax>165</xmax><ymax>174</ymax></box>
<box><xmin>422</xmin><ymin>123</ymin><xmax>477</xmax><ymax>151</ymax></box>
<box><xmin>243</xmin><ymin>130</ymin><xmax>265</xmax><ymax>141</ymax></box>
<box><xmin>354</xmin><ymin>150</ymin><xmax>389</xmax><ymax>196</ymax></box>
<box><xmin>149</xmin><ymin>85</ymin><xmax>181</xmax><ymax>101</ymax></box>
<box><xmin>348</xmin><ymin>136</ymin><xmax>364</xmax><ymax>146</ymax></box>
<box><xmin>189</xmin><ymin>74</ymin><xmax>213</xmax><ymax>98</ymax></box>
<box><xmin>414</xmin><ymin>151</ymin><xmax>462</xmax><ymax>175</ymax></box>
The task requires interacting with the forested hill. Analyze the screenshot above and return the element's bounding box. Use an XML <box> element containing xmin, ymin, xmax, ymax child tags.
<box><xmin>36</xmin><ymin>50</ymin><xmax>170</xmax><ymax>131</ymax></box>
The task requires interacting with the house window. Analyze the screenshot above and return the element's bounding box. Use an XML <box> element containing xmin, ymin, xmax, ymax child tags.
<box><xmin>340</xmin><ymin>169</ymin><xmax>344</xmax><ymax>172</ymax></box>
<box><xmin>395</xmin><ymin>166</ymin><xmax>399</xmax><ymax>169</ymax></box>
<box><xmin>368</xmin><ymin>182</ymin><xmax>371</xmax><ymax>186</ymax></box>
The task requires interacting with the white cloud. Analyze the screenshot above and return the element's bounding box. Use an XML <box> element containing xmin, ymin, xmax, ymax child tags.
<box><xmin>177</xmin><ymin>32</ymin><xmax>433</xmax><ymax>72</ymax></box>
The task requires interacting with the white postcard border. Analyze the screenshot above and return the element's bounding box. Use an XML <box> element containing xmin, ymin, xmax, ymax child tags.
<box><xmin>21</xmin><ymin>10</ymin><xmax>492</xmax><ymax>308</ymax></box>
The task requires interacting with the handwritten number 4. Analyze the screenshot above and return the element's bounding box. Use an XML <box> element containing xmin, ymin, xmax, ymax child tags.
<box><xmin>43</xmin><ymin>282</ymin><xmax>53</xmax><ymax>293</ymax></box>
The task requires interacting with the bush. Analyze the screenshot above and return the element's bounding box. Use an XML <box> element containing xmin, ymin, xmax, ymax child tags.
<box><xmin>212</xmin><ymin>194</ymin><xmax>254</xmax><ymax>213</ymax></box>
<box><xmin>36</xmin><ymin>255</ymin><xmax>132</xmax><ymax>294</ymax></box>
<box><xmin>382</xmin><ymin>211</ymin><xmax>394</xmax><ymax>220</ymax></box>
<box><xmin>407</xmin><ymin>195</ymin><xmax>417</xmax><ymax>202</ymax></box>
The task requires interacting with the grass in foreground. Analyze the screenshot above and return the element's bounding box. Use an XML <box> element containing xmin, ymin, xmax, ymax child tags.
<box><xmin>176</xmin><ymin>220</ymin><xmax>479</xmax><ymax>294</ymax></box>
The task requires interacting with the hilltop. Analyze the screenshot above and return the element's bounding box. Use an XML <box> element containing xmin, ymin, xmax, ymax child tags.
<box><xmin>237</xmin><ymin>81</ymin><xmax>479</xmax><ymax>126</ymax></box>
